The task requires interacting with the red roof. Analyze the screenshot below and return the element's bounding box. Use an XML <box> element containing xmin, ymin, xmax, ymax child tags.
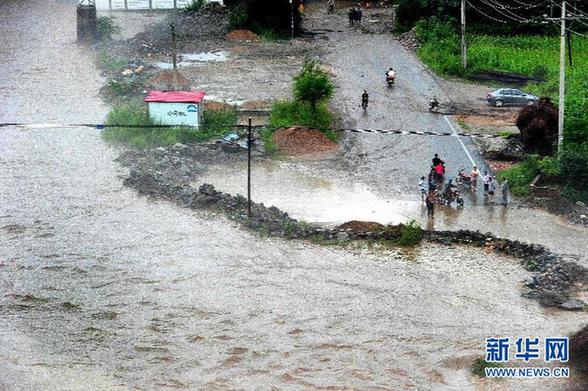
<box><xmin>145</xmin><ymin>91</ymin><xmax>205</xmax><ymax>103</ymax></box>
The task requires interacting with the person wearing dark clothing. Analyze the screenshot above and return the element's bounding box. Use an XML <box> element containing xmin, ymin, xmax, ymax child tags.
<box><xmin>426</xmin><ymin>193</ymin><xmax>435</xmax><ymax>219</ymax></box>
<box><xmin>348</xmin><ymin>8</ymin><xmax>355</xmax><ymax>26</ymax></box>
<box><xmin>361</xmin><ymin>90</ymin><xmax>369</xmax><ymax>109</ymax></box>
<box><xmin>432</xmin><ymin>153</ymin><xmax>443</xmax><ymax>167</ymax></box>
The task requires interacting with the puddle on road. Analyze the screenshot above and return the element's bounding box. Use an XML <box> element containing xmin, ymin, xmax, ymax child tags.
<box><xmin>153</xmin><ymin>51</ymin><xmax>228</xmax><ymax>69</ymax></box>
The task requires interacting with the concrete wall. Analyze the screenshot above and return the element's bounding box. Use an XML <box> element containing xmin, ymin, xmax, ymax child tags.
<box><xmin>95</xmin><ymin>0</ymin><xmax>223</xmax><ymax>11</ymax></box>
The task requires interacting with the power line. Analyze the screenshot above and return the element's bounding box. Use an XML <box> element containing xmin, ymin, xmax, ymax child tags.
<box><xmin>466</xmin><ymin>0</ymin><xmax>508</xmax><ymax>23</ymax></box>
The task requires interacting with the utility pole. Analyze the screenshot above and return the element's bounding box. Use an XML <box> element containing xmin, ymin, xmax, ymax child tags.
<box><xmin>461</xmin><ymin>0</ymin><xmax>467</xmax><ymax>68</ymax></box>
<box><xmin>170</xmin><ymin>23</ymin><xmax>177</xmax><ymax>71</ymax></box>
<box><xmin>557</xmin><ymin>0</ymin><xmax>566</xmax><ymax>154</ymax></box>
<box><xmin>290</xmin><ymin>0</ymin><xmax>295</xmax><ymax>39</ymax></box>
<box><xmin>247</xmin><ymin>117</ymin><xmax>252</xmax><ymax>219</ymax></box>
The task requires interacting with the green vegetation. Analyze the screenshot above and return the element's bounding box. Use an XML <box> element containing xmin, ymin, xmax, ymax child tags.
<box><xmin>228</xmin><ymin>6</ymin><xmax>248</xmax><ymax>30</ymax></box>
<box><xmin>101</xmin><ymin>104</ymin><xmax>237</xmax><ymax>148</ymax></box>
<box><xmin>269</xmin><ymin>101</ymin><xmax>333</xmax><ymax>132</ymax></box>
<box><xmin>471</xmin><ymin>358</ymin><xmax>503</xmax><ymax>377</ymax></box>
<box><xmin>185</xmin><ymin>0</ymin><xmax>206</xmax><ymax>13</ymax></box>
<box><xmin>104</xmin><ymin>77</ymin><xmax>145</xmax><ymax>98</ymax></box>
<box><xmin>96</xmin><ymin>52</ymin><xmax>128</xmax><ymax>73</ymax></box>
<box><xmin>497</xmin><ymin>131</ymin><xmax>516</xmax><ymax>139</ymax></box>
<box><xmin>414</xmin><ymin>19</ymin><xmax>588</xmax><ymax>202</ymax></box>
<box><xmin>293</xmin><ymin>59</ymin><xmax>334</xmax><ymax>112</ymax></box>
<box><xmin>395</xmin><ymin>220</ymin><xmax>423</xmax><ymax>246</ymax></box>
<box><xmin>97</xmin><ymin>16</ymin><xmax>121</xmax><ymax>41</ymax></box>
<box><xmin>497</xmin><ymin>156</ymin><xmax>560</xmax><ymax>196</ymax></box>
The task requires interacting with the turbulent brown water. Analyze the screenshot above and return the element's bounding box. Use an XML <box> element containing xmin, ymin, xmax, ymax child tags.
<box><xmin>1</xmin><ymin>1</ymin><xmax>587</xmax><ymax>390</ymax></box>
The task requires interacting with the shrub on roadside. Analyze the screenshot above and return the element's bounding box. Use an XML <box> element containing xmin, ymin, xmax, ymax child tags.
<box><xmin>395</xmin><ymin>220</ymin><xmax>423</xmax><ymax>246</ymax></box>
<box><xmin>293</xmin><ymin>59</ymin><xmax>334</xmax><ymax>112</ymax></box>
<box><xmin>497</xmin><ymin>156</ymin><xmax>561</xmax><ymax>196</ymax></box>
<box><xmin>97</xmin><ymin>16</ymin><xmax>121</xmax><ymax>41</ymax></box>
<box><xmin>185</xmin><ymin>0</ymin><xmax>205</xmax><ymax>13</ymax></box>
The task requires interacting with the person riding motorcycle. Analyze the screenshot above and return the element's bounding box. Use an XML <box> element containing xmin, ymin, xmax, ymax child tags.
<box><xmin>386</xmin><ymin>68</ymin><xmax>396</xmax><ymax>85</ymax></box>
<box><xmin>443</xmin><ymin>179</ymin><xmax>458</xmax><ymax>204</ymax></box>
<box><xmin>361</xmin><ymin>90</ymin><xmax>369</xmax><ymax>109</ymax></box>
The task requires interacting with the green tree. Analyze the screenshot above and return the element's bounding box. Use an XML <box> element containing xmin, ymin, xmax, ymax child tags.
<box><xmin>293</xmin><ymin>59</ymin><xmax>334</xmax><ymax>112</ymax></box>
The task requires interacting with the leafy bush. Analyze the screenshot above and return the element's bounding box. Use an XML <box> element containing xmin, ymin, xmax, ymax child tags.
<box><xmin>293</xmin><ymin>59</ymin><xmax>334</xmax><ymax>111</ymax></box>
<box><xmin>102</xmin><ymin>104</ymin><xmax>236</xmax><ymax>148</ymax></box>
<box><xmin>97</xmin><ymin>16</ymin><xmax>121</xmax><ymax>41</ymax></box>
<box><xmin>229</xmin><ymin>6</ymin><xmax>248</xmax><ymax>30</ymax></box>
<box><xmin>471</xmin><ymin>358</ymin><xmax>503</xmax><ymax>377</ymax></box>
<box><xmin>185</xmin><ymin>0</ymin><xmax>205</xmax><ymax>12</ymax></box>
<box><xmin>395</xmin><ymin>220</ymin><xmax>423</xmax><ymax>246</ymax></box>
<box><xmin>497</xmin><ymin>156</ymin><xmax>561</xmax><ymax>196</ymax></box>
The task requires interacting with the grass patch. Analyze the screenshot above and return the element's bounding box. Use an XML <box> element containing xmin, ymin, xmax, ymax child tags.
<box><xmin>101</xmin><ymin>104</ymin><xmax>237</xmax><ymax>148</ymax></box>
<box><xmin>471</xmin><ymin>358</ymin><xmax>503</xmax><ymax>377</ymax></box>
<box><xmin>497</xmin><ymin>130</ymin><xmax>516</xmax><ymax>139</ymax></box>
<box><xmin>269</xmin><ymin>100</ymin><xmax>332</xmax><ymax>130</ymax></box>
<box><xmin>96</xmin><ymin>52</ymin><xmax>128</xmax><ymax>73</ymax></box>
<box><xmin>395</xmin><ymin>220</ymin><xmax>423</xmax><ymax>247</ymax></box>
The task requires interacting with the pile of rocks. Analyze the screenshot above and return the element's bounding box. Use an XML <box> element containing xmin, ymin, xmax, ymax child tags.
<box><xmin>426</xmin><ymin>230</ymin><xmax>586</xmax><ymax>309</ymax></box>
<box><xmin>397</xmin><ymin>27</ymin><xmax>420</xmax><ymax>52</ymax></box>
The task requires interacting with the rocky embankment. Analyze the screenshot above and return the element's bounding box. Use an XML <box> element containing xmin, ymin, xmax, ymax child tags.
<box><xmin>117</xmin><ymin>143</ymin><xmax>588</xmax><ymax>311</ymax></box>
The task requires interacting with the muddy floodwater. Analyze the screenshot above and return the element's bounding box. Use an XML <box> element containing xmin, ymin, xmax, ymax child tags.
<box><xmin>1</xmin><ymin>1</ymin><xmax>587</xmax><ymax>390</ymax></box>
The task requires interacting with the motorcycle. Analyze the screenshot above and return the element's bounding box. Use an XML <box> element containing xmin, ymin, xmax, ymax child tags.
<box><xmin>429</xmin><ymin>97</ymin><xmax>439</xmax><ymax>113</ymax></box>
<box><xmin>455</xmin><ymin>169</ymin><xmax>472</xmax><ymax>186</ymax></box>
<box><xmin>437</xmin><ymin>188</ymin><xmax>464</xmax><ymax>207</ymax></box>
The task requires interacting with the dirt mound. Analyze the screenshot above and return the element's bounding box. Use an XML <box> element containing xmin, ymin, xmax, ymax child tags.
<box><xmin>336</xmin><ymin>221</ymin><xmax>385</xmax><ymax>231</ymax></box>
<box><xmin>147</xmin><ymin>70</ymin><xmax>190</xmax><ymax>91</ymax></box>
<box><xmin>225</xmin><ymin>30</ymin><xmax>260</xmax><ymax>41</ymax></box>
<box><xmin>273</xmin><ymin>126</ymin><xmax>337</xmax><ymax>156</ymax></box>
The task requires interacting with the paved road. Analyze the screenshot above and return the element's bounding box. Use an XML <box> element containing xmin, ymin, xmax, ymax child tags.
<box><xmin>321</xmin><ymin>32</ymin><xmax>488</xmax><ymax>199</ymax></box>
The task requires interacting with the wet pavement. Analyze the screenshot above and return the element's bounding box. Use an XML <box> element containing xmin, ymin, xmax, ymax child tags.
<box><xmin>1</xmin><ymin>1</ymin><xmax>587</xmax><ymax>390</ymax></box>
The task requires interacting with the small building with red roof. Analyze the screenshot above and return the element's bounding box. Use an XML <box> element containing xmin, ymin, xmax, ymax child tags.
<box><xmin>145</xmin><ymin>91</ymin><xmax>206</xmax><ymax>128</ymax></box>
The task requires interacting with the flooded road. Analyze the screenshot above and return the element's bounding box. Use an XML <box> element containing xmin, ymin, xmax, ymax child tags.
<box><xmin>201</xmin><ymin>159</ymin><xmax>588</xmax><ymax>266</ymax></box>
<box><xmin>1</xmin><ymin>1</ymin><xmax>587</xmax><ymax>390</ymax></box>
